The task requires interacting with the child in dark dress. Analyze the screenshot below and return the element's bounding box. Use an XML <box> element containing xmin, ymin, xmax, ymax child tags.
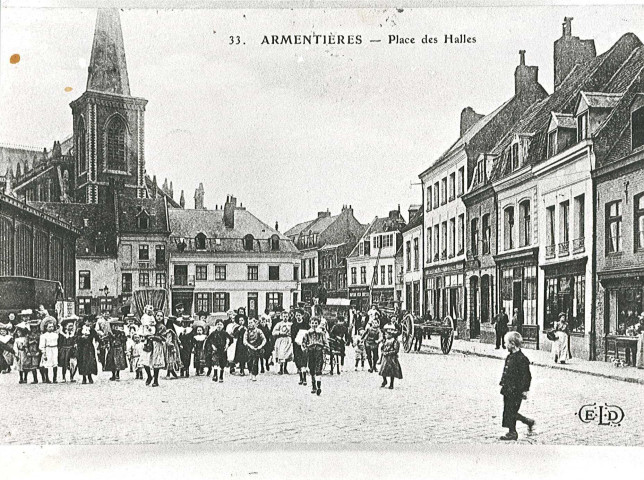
<box><xmin>379</xmin><ymin>326</ymin><xmax>403</xmax><ymax>389</ymax></box>
<box><xmin>191</xmin><ymin>321</ymin><xmax>207</xmax><ymax>376</ymax></box>
<box><xmin>105</xmin><ymin>320</ymin><xmax>128</xmax><ymax>381</ymax></box>
<box><xmin>58</xmin><ymin>318</ymin><xmax>77</xmax><ymax>383</ymax></box>
<box><xmin>178</xmin><ymin>319</ymin><xmax>193</xmax><ymax>377</ymax></box>
<box><xmin>76</xmin><ymin>319</ymin><xmax>99</xmax><ymax>384</ymax></box>
<box><xmin>302</xmin><ymin>317</ymin><xmax>328</xmax><ymax>396</ymax></box>
<box><xmin>258</xmin><ymin>316</ymin><xmax>273</xmax><ymax>373</ymax></box>
<box><xmin>206</xmin><ymin>319</ymin><xmax>231</xmax><ymax>382</ymax></box>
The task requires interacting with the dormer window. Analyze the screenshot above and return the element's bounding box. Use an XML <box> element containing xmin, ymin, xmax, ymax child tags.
<box><xmin>270</xmin><ymin>234</ymin><xmax>280</xmax><ymax>251</ymax></box>
<box><xmin>548</xmin><ymin>130</ymin><xmax>557</xmax><ymax>158</ymax></box>
<box><xmin>243</xmin><ymin>234</ymin><xmax>254</xmax><ymax>251</ymax></box>
<box><xmin>195</xmin><ymin>233</ymin><xmax>206</xmax><ymax>250</ymax></box>
<box><xmin>138</xmin><ymin>215</ymin><xmax>149</xmax><ymax>230</ymax></box>
<box><xmin>511</xmin><ymin>143</ymin><xmax>520</xmax><ymax>170</ymax></box>
<box><xmin>577</xmin><ymin>112</ymin><xmax>588</xmax><ymax>141</ymax></box>
<box><xmin>633</xmin><ymin>107</ymin><xmax>644</xmax><ymax>150</ymax></box>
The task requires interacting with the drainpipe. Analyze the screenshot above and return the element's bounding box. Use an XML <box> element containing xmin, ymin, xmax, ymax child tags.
<box><xmin>590</xmin><ymin>149</ymin><xmax>597</xmax><ymax>361</ymax></box>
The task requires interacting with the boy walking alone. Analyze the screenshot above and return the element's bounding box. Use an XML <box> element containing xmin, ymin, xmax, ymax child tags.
<box><xmin>499</xmin><ymin>331</ymin><xmax>535</xmax><ymax>440</ymax></box>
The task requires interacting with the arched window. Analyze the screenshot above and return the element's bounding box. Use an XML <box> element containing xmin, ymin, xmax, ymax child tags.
<box><xmin>519</xmin><ymin>200</ymin><xmax>531</xmax><ymax>247</ymax></box>
<box><xmin>78</xmin><ymin>117</ymin><xmax>87</xmax><ymax>173</ymax></box>
<box><xmin>106</xmin><ymin>117</ymin><xmax>127</xmax><ymax>172</ymax></box>
<box><xmin>504</xmin><ymin>207</ymin><xmax>515</xmax><ymax>251</ymax></box>
<box><xmin>270</xmin><ymin>234</ymin><xmax>280</xmax><ymax>251</ymax></box>
<box><xmin>243</xmin><ymin>234</ymin><xmax>255</xmax><ymax>251</ymax></box>
<box><xmin>195</xmin><ymin>233</ymin><xmax>206</xmax><ymax>250</ymax></box>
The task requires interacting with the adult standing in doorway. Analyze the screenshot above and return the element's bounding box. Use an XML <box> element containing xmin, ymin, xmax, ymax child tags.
<box><xmin>493</xmin><ymin>308</ymin><xmax>509</xmax><ymax>350</ymax></box>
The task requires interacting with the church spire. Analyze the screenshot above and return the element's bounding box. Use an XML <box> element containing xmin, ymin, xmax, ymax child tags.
<box><xmin>86</xmin><ymin>8</ymin><xmax>130</xmax><ymax>95</ymax></box>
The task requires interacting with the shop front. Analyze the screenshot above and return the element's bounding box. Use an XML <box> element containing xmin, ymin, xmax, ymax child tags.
<box><xmin>494</xmin><ymin>248</ymin><xmax>538</xmax><ymax>346</ymax></box>
<box><xmin>371</xmin><ymin>287</ymin><xmax>395</xmax><ymax>306</ymax></box>
<box><xmin>598</xmin><ymin>270</ymin><xmax>644</xmax><ymax>366</ymax></box>
<box><xmin>542</xmin><ymin>258</ymin><xmax>589</xmax><ymax>358</ymax></box>
<box><xmin>466</xmin><ymin>259</ymin><xmax>496</xmax><ymax>343</ymax></box>
<box><xmin>348</xmin><ymin>286</ymin><xmax>370</xmax><ymax>312</ymax></box>
<box><xmin>424</xmin><ymin>262</ymin><xmax>465</xmax><ymax>328</ymax></box>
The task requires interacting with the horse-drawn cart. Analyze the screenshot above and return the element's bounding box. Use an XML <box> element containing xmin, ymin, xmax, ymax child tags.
<box><xmin>400</xmin><ymin>313</ymin><xmax>455</xmax><ymax>354</ymax></box>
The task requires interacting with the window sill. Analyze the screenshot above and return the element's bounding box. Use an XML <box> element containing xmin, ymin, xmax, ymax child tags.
<box><xmin>606</xmin><ymin>251</ymin><xmax>624</xmax><ymax>258</ymax></box>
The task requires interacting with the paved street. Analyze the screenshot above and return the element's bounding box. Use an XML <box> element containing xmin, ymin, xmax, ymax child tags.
<box><xmin>1</xmin><ymin>341</ymin><xmax>642</xmax><ymax>445</ymax></box>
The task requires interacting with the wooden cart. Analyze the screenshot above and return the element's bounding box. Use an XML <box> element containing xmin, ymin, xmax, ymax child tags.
<box><xmin>400</xmin><ymin>313</ymin><xmax>455</xmax><ymax>354</ymax></box>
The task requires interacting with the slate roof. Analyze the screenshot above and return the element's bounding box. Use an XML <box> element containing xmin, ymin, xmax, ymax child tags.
<box><xmin>32</xmin><ymin>201</ymin><xmax>117</xmax><ymax>256</ymax></box>
<box><xmin>284</xmin><ymin>214</ymin><xmax>339</xmax><ymax>238</ymax></box>
<box><xmin>490</xmin><ymin>33</ymin><xmax>644</xmax><ymax>180</ymax></box>
<box><xmin>347</xmin><ymin>213</ymin><xmax>407</xmax><ymax>258</ymax></box>
<box><xmin>551</xmin><ymin>112</ymin><xmax>576</xmax><ymax>129</ymax></box>
<box><xmin>284</xmin><ymin>219</ymin><xmax>315</xmax><ymax>237</ymax></box>
<box><xmin>401</xmin><ymin>209</ymin><xmax>423</xmax><ymax>233</ymax></box>
<box><xmin>168</xmin><ymin>207</ymin><xmax>299</xmax><ymax>253</ymax></box>
<box><xmin>117</xmin><ymin>196</ymin><xmax>169</xmax><ymax>234</ymax></box>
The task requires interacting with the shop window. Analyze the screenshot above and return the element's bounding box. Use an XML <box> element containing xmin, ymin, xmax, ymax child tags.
<box><xmin>212</xmin><ymin>292</ymin><xmax>230</xmax><ymax>313</ymax></box>
<box><xmin>482</xmin><ymin>214</ymin><xmax>491</xmax><ymax>254</ymax></box>
<box><xmin>122</xmin><ymin>273</ymin><xmax>132</xmax><ymax>293</ymax></box>
<box><xmin>607</xmin><ymin>287</ymin><xmax>643</xmax><ymax>335</ymax></box>
<box><xmin>606</xmin><ymin>201</ymin><xmax>622</xmax><ymax>254</ymax></box>
<box><xmin>635</xmin><ymin>193</ymin><xmax>644</xmax><ymax>251</ymax></box>
<box><xmin>632</xmin><ymin>107</ymin><xmax>644</xmax><ymax>150</ymax></box>
<box><xmin>78</xmin><ymin>297</ymin><xmax>92</xmax><ymax>315</ymax></box>
<box><xmin>504</xmin><ymin>207</ymin><xmax>515</xmax><ymax>251</ymax></box>
<box><xmin>519</xmin><ymin>201</ymin><xmax>531</xmax><ymax>247</ymax></box>
<box><xmin>195</xmin><ymin>293</ymin><xmax>210</xmax><ymax>313</ymax></box>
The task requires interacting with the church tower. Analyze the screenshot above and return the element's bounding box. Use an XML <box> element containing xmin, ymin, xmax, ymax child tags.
<box><xmin>70</xmin><ymin>8</ymin><xmax>148</xmax><ymax>204</ymax></box>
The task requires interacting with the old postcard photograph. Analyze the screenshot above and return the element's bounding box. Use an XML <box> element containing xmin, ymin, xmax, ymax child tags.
<box><xmin>0</xmin><ymin>0</ymin><xmax>642</xmax><ymax>475</ymax></box>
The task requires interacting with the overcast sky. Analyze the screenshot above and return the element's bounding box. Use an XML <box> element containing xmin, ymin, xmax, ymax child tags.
<box><xmin>2</xmin><ymin>6</ymin><xmax>644</xmax><ymax>230</ymax></box>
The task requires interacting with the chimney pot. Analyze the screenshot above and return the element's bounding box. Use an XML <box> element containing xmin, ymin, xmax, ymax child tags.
<box><xmin>519</xmin><ymin>50</ymin><xmax>526</xmax><ymax>65</ymax></box>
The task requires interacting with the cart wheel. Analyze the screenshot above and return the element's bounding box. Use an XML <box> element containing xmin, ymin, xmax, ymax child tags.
<box><xmin>402</xmin><ymin>314</ymin><xmax>414</xmax><ymax>353</ymax></box>
<box><xmin>441</xmin><ymin>316</ymin><xmax>455</xmax><ymax>354</ymax></box>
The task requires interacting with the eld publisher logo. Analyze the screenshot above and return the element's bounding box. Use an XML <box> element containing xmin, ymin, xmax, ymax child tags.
<box><xmin>577</xmin><ymin>403</ymin><xmax>624</xmax><ymax>426</ymax></box>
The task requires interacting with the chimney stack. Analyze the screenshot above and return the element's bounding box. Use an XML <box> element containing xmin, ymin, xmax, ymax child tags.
<box><xmin>318</xmin><ymin>210</ymin><xmax>331</xmax><ymax>218</ymax></box>
<box><xmin>553</xmin><ymin>17</ymin><xmax>596</xmax><ymax>90</ymax></box>
<box><xmin>275</xmin><ymin>221</ymin><xmax>279</xmax><ymax>231</ymax></box>
<box><xmin>194</xmin><ymin>182</ymin><xmax>205</xmax><ymax>210</ymax></box>
<box><xmin>224</xmin><ymin>195</ymin><xmax>237</xmax><ymax>229</ymax></box>
<box><xmin>169</xmin><ymin>181</ymin><xmax>174</xmax><ymax>198</ymax></box>
<box><xmin>514</xmin><ymin>50</ymin><xmax>539</xmax><ymax>95</ymax></box>
<box><xmin>460</xmin><ymin>107</ymin><xmax>484</xmax><ymax>136</ymax></box>
<box><xmin>179</xmin><ymin>190</ymin><xmax>185</xmax><ymax>209</ymax></box>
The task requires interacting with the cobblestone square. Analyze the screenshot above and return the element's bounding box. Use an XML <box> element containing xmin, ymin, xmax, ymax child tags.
<box><xmin>1</xmin><ymin>343</ymin><xmax>642</xmax><ymax>445</ymax></box>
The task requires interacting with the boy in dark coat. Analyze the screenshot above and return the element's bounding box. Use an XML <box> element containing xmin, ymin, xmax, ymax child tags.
<box><xmin>499</xmin><ymin>331</ymin><xmax>535</xmax><ymax>440</ymax></box>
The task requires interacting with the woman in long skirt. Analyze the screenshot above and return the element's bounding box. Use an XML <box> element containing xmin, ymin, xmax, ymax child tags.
<box><xmin>379</xmin><ymin>326</ymin><xmax>403</xmax><ymax>389</ymax></box>
<box><xmin>165</xmin><ymin>328</ymin><xmax>183</xmax><ymax>378</ymax></box>
<box><xmin>258</xmin><ymin>316</ymin><xmax>273</xmax><ymax>373</ymax></box>
<box><xmin>76</xmin><ymin>319</ymin><xmax>99</xmax><ymax>384</ymax></box>
<box><xmin>552</xmin><ymin>313</ymin><xmax>570</xmax><ymax>364</ymax></box>
<box><xmin>232</xmin><ymin>316</ymin><xmax>248</xmax><ymax>375</ymax></box>
<box><xmin>272</xmin><ymin>311</ymin><xmax>293</xmax><ymax>375</ymax></box>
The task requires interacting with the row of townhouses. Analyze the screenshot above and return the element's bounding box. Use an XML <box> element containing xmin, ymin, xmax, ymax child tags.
<box><xmin>400</xmin><ymin>17</ymin><xmax>644</xmax><ymax>363</ymax></box>
<box><xmin>1</xmin><ymin>12</ymin><xmax>643</xmax><ymax>367</ymax></box>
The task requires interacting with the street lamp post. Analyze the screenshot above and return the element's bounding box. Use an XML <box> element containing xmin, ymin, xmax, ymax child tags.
<box><xmin>99</xmin><ymin>285</ymin><xmax>110</xmax><ymax>315</ymax></box>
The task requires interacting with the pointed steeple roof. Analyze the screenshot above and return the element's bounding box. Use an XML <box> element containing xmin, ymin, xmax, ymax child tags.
<box><xmin>86</xmin><ymin>9</ymin><xmax>130</xmax><ymax>95</ymax></box>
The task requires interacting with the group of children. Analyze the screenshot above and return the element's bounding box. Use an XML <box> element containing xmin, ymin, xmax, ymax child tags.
<box><xmin>0</xmin><ymin>304</ymin><xmax>405</xmax><ymax>394</ymax></box>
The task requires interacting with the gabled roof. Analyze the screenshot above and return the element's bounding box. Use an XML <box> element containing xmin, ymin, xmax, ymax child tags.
<box><xmin>580</xmin><ymin>91</ymin><xmax>623</xmax><ymax>109</ymax></box>
<box><xmin>490</xmin><ymin>33</ymin><xmax>643</xmax><ymax>180</ymax></box>
<box><xmin>549</xmin><ymin>112</ymin><xmax>576</xmax><ymax>130</ymax></box>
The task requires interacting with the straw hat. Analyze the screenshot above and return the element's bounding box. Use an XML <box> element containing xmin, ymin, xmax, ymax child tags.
<box><xmin>40</xmin><ymin>316</ymin><xmax>58</xmax><ymax>332</ymax></box>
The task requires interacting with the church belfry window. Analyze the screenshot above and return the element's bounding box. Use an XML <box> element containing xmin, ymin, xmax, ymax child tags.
<box><xmin>78</xmin><ymin>117</ymin><xmax>87</xmax><ymax>173</ymax></box>
<box><xmin>106</xmin><ymin>116</ymin><xmax>127</xmax><ymax>172</ymax></box>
